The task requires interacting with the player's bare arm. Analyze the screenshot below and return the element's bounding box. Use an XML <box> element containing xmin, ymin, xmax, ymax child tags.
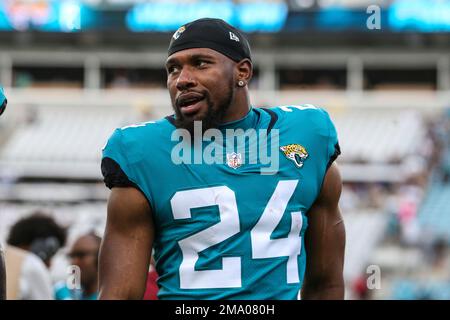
<box><xmin>98</xmin><ymin>187</ymin><xmax>154</xmax><ymax>300</ymax></box>
<box><xmin>301</xmin><ymin>163</ymin><xmax>345</xmax><ymax>299</ymax></box>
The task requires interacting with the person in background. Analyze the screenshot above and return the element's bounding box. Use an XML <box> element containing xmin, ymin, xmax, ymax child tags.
<box><xmin>5</xmin><ymin>212</ymin><xmax>66</xmax><ymax>300</ymax></box>
<box><xmin>54</xmin><ymin>233</ymin><xmax>101</xmax><ymax>300</ymax></box>
<box><xmin>143</xmin><ymin>257</ymin><xmax>158</xmax><ymax>300</ymax></box>
<box><xmin>3</xmin><ymin>244</ymin><xmax>53</xmax><ymax>300</ymax></box>
<box><xmin>352</xmin><ymin>272</ymin><xmax>372</xmax><ymax>300</ymax></box>
<box><xmin>7</xmin><ymin>212</ymin><xmax>67</xmax><ymax>268</ymax></box>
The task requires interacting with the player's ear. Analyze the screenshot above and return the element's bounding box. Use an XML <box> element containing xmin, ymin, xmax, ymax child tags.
<box><xmin>236</xmin><ymin>58</ymin><xmax>253</xmax><ymax>86</ymax></box>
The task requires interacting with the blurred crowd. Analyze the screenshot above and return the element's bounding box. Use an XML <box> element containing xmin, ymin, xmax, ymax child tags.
<box><xmin>2</xmin><ymin>212</ymin><xmax>158</xmax><ymax>300</ymax></box>
<box><xmin>344</xmin><ymin>108</ymin><xmax>450</xmax><ymax>300</ymax></box>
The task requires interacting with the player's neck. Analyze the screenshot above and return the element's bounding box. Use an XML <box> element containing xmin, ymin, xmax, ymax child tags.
<box><xmin>221</xmin><ymin>92</ymin><xmax>251</xmax><ymax>123</ymax></box>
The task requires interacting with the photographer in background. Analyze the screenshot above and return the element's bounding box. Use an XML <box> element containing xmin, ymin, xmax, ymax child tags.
<box><xmin>5</xmin><ymin>212</ymin><xmax>67</xmax><ymax>299</ymax></box>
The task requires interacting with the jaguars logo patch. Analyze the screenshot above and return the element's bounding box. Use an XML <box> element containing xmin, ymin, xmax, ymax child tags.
<box><xmin>280</xmin><ymin>144</ymin><xmax>308</xmax><ymax>168</ymax></box>
<box><xmin>172</xmin><ymin>26</ymin><xmax>186</xmax><ymax>40</ymax></box>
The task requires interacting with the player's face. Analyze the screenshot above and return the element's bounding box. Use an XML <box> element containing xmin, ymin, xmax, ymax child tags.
<box><xmin>166</xmin><ymin>48</ymin><xmax>236</xmax><ymax>132</ymax></box>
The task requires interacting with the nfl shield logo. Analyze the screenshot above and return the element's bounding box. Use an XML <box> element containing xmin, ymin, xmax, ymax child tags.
<box><xmin>226</xmin><ymin>152</ymin><xmax>242</xmax><ymax>169</ymax></box>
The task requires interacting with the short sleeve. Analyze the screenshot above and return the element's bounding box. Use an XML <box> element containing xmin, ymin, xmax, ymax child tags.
<box><xmin>101</xmin><ymin>129</ymin><xmax>137</xmax><ymax>189</ymax></box>
<box><xmin>323</xmin><ymin>110</ymin><xmax>341</xmax><ymax>169</ymax></box>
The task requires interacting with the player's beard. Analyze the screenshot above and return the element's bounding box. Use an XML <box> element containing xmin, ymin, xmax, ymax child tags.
<box><xmin>173</xmin><ymin>83</ymin><xmax>234</xmax><ymax>136</ymax></box>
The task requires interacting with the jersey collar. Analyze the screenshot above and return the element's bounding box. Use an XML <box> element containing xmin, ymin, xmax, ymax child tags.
<box><xmin>218</xmin><ymin>107</ymin><xmax>259</xmax><ymax>131</ymax></box>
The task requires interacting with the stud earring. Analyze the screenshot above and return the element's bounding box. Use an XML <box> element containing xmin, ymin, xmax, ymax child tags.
<box><xmin>238</xmin><ymin>80</ymin><xmax>245</xmax><ymax>87</ymax></box>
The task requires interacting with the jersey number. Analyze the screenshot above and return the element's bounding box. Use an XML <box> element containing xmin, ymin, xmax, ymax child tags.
<box><xmin>170</xmin><ymin>180</ymin><xmax>303</xmax><ymax>289</ymax></box>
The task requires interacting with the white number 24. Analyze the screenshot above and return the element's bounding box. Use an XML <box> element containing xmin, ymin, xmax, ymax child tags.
<box><xmin>170</xmin><ymin>180</ymin><xmax>303</xmax><ymax>289</ymax></box>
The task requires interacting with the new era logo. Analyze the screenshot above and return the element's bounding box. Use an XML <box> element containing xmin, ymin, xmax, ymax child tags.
<box><xmin>229</xmin><ymin>32</ymin><xmax>240</xmax><ymax>42</ymax></box>
<box><xmin>173</xmin><ymin>26</ymin><xmax>185</xmax><ymax>40</ymax></box>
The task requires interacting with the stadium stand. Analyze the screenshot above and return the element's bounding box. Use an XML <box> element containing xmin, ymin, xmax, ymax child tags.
<box><xmin>418</xmin><ymin>116</ymin><xmax>450</xmax><ymax>241</ymax></box>
<box><xmin>419</xmin><ymin>185</ymin><xmax>450</xmax><ymax>239</ymax></box>
<box><xmin>343</xmin><ymin>210</ymin><xmax>388</xmax><ymax>284</ymax></box>
<box><xmin>335</xmin><ymin>110</ymin><xmax>425</xmax><ymax>164</ymax></box>
<box><xmin>0</xmin><ymin>105</ymin><xmax>136</xmax><ymax>179</ymax></box>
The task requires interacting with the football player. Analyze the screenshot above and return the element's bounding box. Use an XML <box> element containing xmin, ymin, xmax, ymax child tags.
<box><xmin>99</xmin><ymin>18</ymin><xmax>345</xmax><ymax>300</ymax></box>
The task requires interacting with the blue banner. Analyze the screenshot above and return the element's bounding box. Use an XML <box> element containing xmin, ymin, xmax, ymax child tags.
<box><xmin>126</xmin><ymin>0</ymin><xmax>288</xmax><ymax>33</ymax></box>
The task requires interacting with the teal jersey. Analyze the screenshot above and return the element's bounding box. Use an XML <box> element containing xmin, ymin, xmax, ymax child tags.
<box><xmin>102</xmin><ymin>105</ymin><xmax>340</xmax><ymax>300</ymax></box>
<box><xmin>0</xmin><ymin>87</ymin><xmax>5</xmax><ymax>105</ymax></box>
<box><xmin>0</xmin><ymin>86</ymin><xmax>6</xmax><ymax>115</ymax></box>
<box><xmin>54</xmin><ymin>281</ymin><xmax>98</xmax><ymax>300</ymax></box>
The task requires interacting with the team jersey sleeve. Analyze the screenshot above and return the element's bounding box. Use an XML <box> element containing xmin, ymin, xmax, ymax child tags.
<box><xmin>272</xmin><ymin>105</ymin><xmax>340</xmax><ymax>170</ymax></box>
<box><xmin>322</xmin><ymin>109</ymin><xmax>341</xmax><ymax>169</ymax></box>
<box><xmin>101</xmin><ymin>128</ymin><xmax>139</xmax><ymax>190</ymax></box>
